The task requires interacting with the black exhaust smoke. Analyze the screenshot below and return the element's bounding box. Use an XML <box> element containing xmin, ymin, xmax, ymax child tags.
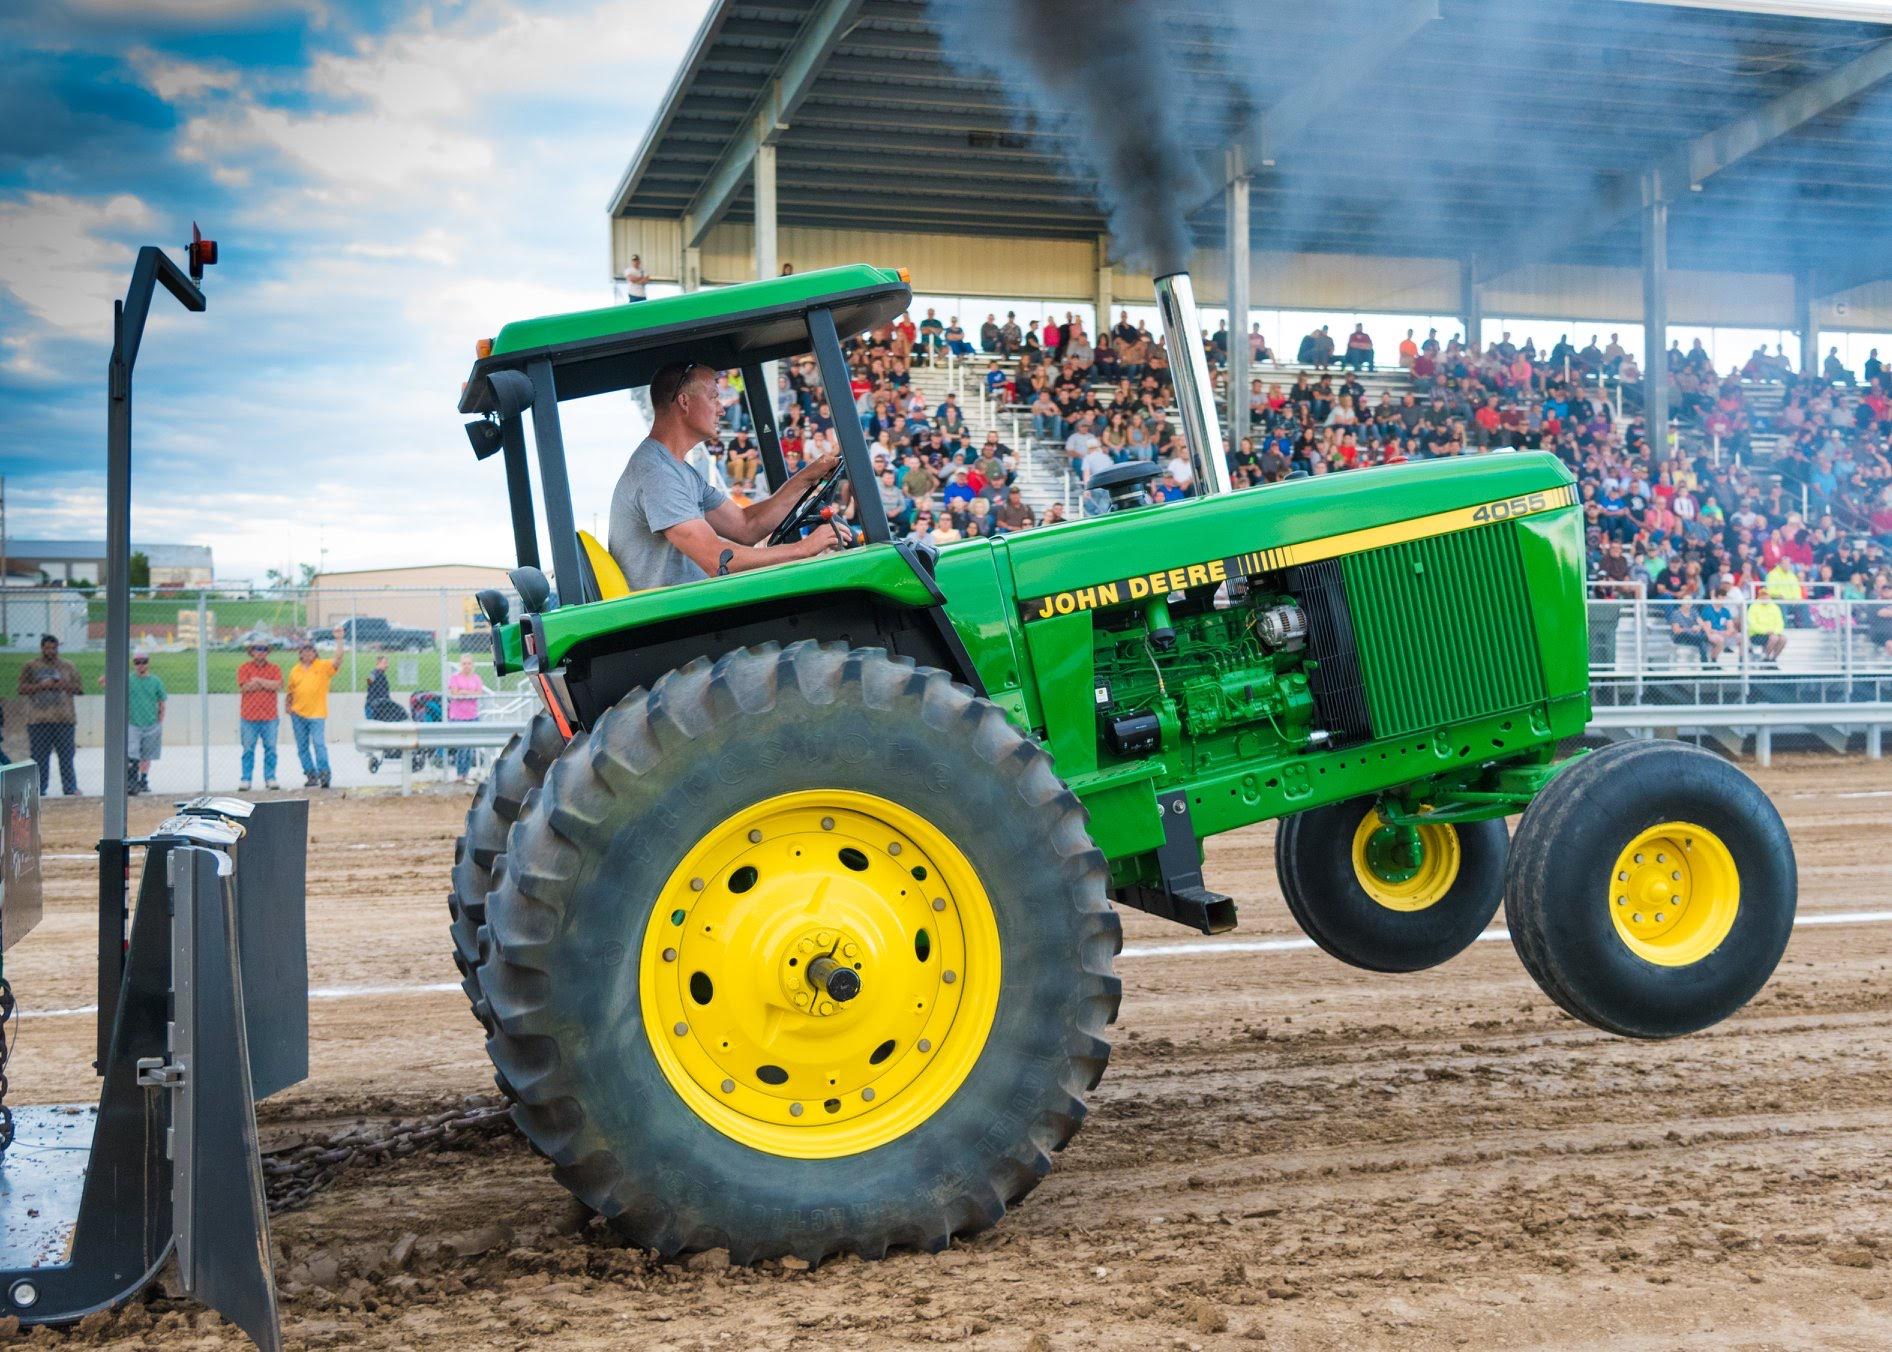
<box><xmin>929</xmin><ymin>0</ymin><xmax>1214</xmax><ymax>275</ymax></box>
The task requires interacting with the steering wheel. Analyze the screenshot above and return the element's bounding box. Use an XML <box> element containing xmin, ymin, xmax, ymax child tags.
<box><xmin>767</xmin><ymin>462</ymin><xmax>848</xmax><ymax>546</ymax></box>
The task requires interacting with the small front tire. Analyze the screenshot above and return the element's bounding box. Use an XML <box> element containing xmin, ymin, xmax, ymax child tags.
<box><xmin>1504</xmin><ymin>740</ymin><xmax>1796</xmax><ymax>1039</ymax></box>
<box><xmin>1275</xmin><ymin>797</ymin><xmax>1507</xmax><ymax>973</ymax></box>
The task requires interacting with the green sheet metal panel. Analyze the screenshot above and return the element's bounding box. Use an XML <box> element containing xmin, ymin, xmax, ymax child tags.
<box><xmin>1342</xmin><ymin>522</ymin><xmax>1547</xmax><ymax>738</ymax></box>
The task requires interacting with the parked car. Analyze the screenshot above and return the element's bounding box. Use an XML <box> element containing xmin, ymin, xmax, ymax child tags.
<box><xmin>335</xmin><ymin>615</ymin><xmax>435</xmax><ymax>651</ymax></box>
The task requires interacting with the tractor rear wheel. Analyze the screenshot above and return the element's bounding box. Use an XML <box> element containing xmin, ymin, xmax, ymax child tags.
<box><xmin>477</xmin><ymin>642</ymin><xmax>1120</xmax><ymax>1262</ymax></box>
<box><xmin>1275</xmin><ymin>797</ymin><xmax>1507</xmax><ymax>972</ymax></box>
<box><xmin>1504</xmin><ymin>739</ymin><xmax>1795</xmax><ymax>1038</ymax></box>
<box><xmin>449</xmin><ymin>711</ymin><xmax>564</xmax><ymax>1029</ymax></box>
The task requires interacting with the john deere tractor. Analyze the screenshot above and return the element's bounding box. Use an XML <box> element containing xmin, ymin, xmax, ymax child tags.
<box><xmin>451</xmin><ymin>264</ymin><xmax>1795</xmax><ymax>1262</ymax></box>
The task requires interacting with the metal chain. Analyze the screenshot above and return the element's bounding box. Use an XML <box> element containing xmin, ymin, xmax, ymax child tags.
<box><xmin>263</xmin><ymin>1096</ymin><xmax>513</xmax><ymax>1215</ymax></box>
<box><xmin>0</xmin><ymin>977</ymin><xmax>14</xmax><ymax>1156</ymax></box>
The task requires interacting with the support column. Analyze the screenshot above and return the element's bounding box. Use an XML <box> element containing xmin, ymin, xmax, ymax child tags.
<box><xmin>681</xmin><ymin>247</ymin><xmax>702</xmax><ymax>293</ymax></box>
<box><xmin>1094</xmin><ymin>236</ymin><xmax>1112</xmax><ymax>343</ymax></box>
<box><xmin>1225</xmin><ymin>153</ymin><xmax>1252</xmax><ymax>458</ymax></box>
<box><xmin>1795</xmin><ymin>270</ymin><xmax>1820</xmax><ymax>379</ymax></box>
<box><xmin>1642</xmin><ymin>197</ymin><xmax>1670</xmax><ymax>463</ymax></box>
<box><xmin>1459</xmin><ymin>257</ymin><xmax>1482</xmax><ymax>352</ymax></box>
<box><xmin>754</xmin><ymin>143</ymin><xmax>778</xmax><ymax>281</ymax></box>
<box><xmin>754</xmin><ymin>142</ymin><xmax>780</xmax><ymax>461</ymax></box>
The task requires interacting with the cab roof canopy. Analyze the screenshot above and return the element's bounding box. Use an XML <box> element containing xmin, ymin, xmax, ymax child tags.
<box><xmin>458</xmin><ymin>263</ymin><xmax>909</xmax><ymax>415</ymax></box>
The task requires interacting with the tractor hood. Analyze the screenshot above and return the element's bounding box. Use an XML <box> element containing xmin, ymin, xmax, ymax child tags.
<box><xmin>998</xmin><ymin>451</ymin><xmax>1579</xmax><ymax>608</ymax></box>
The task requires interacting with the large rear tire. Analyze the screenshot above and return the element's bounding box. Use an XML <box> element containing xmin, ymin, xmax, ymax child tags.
<box><xmin>478</xmin><ymin>642</ymin><xmax>1120</xmax><ymax>1262</ymax></box>
<box><xmin>449</xmin><ymin>711</ymin><xmax>563</xmax><ymax>1028</ymax></box>
<box><xmin>1504</xmin><ymin>740</ymin><xmax>1796</xmax><ymax>1039</ymax></box>
<box><xmin>1275</xmin><ymin>796</ymin><xmax>1507</xmax><ymax>972</ymax></box>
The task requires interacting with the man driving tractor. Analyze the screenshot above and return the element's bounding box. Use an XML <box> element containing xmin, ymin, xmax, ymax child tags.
<box><xmin>609</xmin><ymin>360</ymin><xmax>853</xmax><ymax>591</ymax></box>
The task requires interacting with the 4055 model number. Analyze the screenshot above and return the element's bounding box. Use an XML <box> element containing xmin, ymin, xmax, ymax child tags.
<box><xmin>1471</xmin><ymin>493</ymin><xmax>1548</xmax><ymax>523</ymax></box>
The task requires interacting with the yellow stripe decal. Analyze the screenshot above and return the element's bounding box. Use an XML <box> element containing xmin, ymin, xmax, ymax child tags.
<box><xmin>1019</xmin><ymin>484</ymin><xmax>1576</xmax><ymax>623</ymax></box>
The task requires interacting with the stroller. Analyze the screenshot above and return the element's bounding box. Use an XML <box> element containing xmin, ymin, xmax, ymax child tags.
<box><xmin>408</xmin><ymin>690</ymin><xmax>445</xmax><ymax>772</ymax></box>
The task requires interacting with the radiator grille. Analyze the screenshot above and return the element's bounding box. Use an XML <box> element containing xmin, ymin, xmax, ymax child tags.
<box><xmin>1339</xmin><ymin>523</ymin><xmax>1546</xmax><ymax>738</ymax></box>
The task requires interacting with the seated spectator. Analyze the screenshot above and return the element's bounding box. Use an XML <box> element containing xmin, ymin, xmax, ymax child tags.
<box><xmin>1824</xmin><ymin>346</ymin><xmax>1854</xmax><ymax>385</ymax></box>
<box><xmin>1397</xmin><ymin>329</ymin><xmax>1418</xmax><ymax>369</ymax></box>
<box><xmin>917</xmin><ymin>308</ymin><xmax>944</xmax><ymax>353</ymax></box>
<box><xmin>944</xmin><ymin>316</ymin><xmax>974</xmax><ymax>357</ymax></box>
<box><xmin>995</xmin><ymin>487</ymin><xmax>1036</xmax><ymax>533</ymax></box>
<box><xmin>1669</xmin><ymin>601</ymin><xmax>1713</xmax><ymax>661</ymax></box>
<box><xmin>1343</xmin><ymin>323</ymin><xmax>1374</xmax><ymax>372</ymax></box>
<box><xmin>1746</xmin><ymin>592</ymin><xmax>1788</xmax><ymax>662</ymax></box>
<box><xmin>979</xmin><ymin>314</ymin><xmax>1000</xmax><ymax>353</ymax></box>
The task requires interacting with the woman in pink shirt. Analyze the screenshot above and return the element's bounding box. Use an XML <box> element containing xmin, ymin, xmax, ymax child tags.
<box><xmin>446</xmin><ymin>655</ymin><xmax>491</xmax><ymax>781</ymax></box>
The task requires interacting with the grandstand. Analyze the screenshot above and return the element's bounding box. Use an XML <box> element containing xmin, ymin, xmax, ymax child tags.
<box><xmin>608</xmin><ymin>0</ymin><xmax>1892</xmax><ymax>753</ymax></box>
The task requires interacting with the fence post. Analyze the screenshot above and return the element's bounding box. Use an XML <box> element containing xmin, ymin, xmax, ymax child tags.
<box><xmin>438</xmin><ymin>589</ymin><xmax>452</xmax><ymax>784</ymax></box>
<box><xmin>1632</xmin><ymin>584</ymin><xmax>1646</xmax><ymax>705</ymax></box>
<box><xmin>197</xmin><ymin>589</ymin><xmax>210</xmax><ymax>792</ymax></box>
<box><xmin>349</xmin><ymin>593</ymin><xmax>359</xmax><ymax>696</ymax></box>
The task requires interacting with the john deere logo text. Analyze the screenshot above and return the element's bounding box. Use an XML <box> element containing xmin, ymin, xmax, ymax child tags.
<box><xmin>1026</xmin><ymin>560</ymin><xmax>1230</xmax><ymax>620</ymax></box>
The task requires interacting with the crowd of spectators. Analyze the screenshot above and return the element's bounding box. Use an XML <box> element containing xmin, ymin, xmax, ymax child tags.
<box><xmin>688</xmin><ymin>303</ymin><xmax>1892</xmax><ymax>661</ymax></box>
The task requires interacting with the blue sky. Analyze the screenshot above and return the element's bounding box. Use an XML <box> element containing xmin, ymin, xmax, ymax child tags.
<box><xmin>0</xmin><ymin>0</ymin><xmax>708</xmax><ymax>582</ymax></box>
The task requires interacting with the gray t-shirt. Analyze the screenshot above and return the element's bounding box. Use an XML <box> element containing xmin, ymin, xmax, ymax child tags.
<box><xmin>609</xmin><ymin>438</ymin><xmax>730</xmax><ymax>590</ymax></box>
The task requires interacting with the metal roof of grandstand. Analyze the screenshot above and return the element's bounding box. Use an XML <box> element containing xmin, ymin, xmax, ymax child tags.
<box><xmin>612</xmin><ymin>0</ymin><xmax>1892</xmax><ymax>291</ymax></box>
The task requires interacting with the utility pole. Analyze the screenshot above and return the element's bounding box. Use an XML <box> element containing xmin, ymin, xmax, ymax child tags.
<box><xmin>1</xmin><ymin>474</ymin><xmax>9</xmax><ymax>643</ymax></box>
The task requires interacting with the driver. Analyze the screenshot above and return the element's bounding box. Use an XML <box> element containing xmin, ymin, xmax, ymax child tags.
<box><xmin>609</xmin><ymin>360</ymin><xmax>854</xmax><ymax>591</ymax></box>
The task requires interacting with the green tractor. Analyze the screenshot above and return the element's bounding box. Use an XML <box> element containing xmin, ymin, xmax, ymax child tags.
<box><xmin>452</xmin><ymin>264</ymin><xmax>1795</xmax><ymax>1262</ymax></box>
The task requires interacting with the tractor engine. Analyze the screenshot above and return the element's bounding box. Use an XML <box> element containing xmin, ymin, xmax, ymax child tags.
<box><xmin>1090</xmin><ymin>583</ymin><xmax>1321</xmax><ymax>774</ymax></box>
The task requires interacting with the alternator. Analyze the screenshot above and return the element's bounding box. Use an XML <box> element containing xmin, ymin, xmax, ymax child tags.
<box><xmin>1255</xmin><ymin>603</ymin><xmax>1308</xmax><ymax>651</ymax></box>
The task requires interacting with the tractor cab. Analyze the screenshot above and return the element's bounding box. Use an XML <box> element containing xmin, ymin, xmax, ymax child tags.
<box><xmin>458</xmin><ymin>264</ymin><xmax>912</xmax><ymax>610</ymax></box>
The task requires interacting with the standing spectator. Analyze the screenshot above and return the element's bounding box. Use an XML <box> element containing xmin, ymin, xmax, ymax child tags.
<box><xmin>445</xmin><ymin>654</ymin><xmax>491</xmax><ymax>783</ymax></box>
<box><xmin>236</xmin><ymin>641</ymin><xmax>283</xmax><ymax>791</ymax></box>
<box><xmin>286</xmin><ymin>628</ymin><xmax>344</xmax><ymax>789</ymax></box>
<box><xmin>622</xmin><ymin>254</ymin><xmax>649</xmax><ymax>303</ymax></box>
<box><xmin>125</xmin><ymin>653</ymin><xmax>165</xmax><ymax>796</ymax></box>
<box><xmin>18</xmin><ymin>634</ymin><xmax>80</xmax><ymax>796</ymax></box>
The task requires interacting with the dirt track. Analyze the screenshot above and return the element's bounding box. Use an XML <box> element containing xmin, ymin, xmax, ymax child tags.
<box><xmin>7</xmin><ymin>755</ymin><xmax>1892</xmax><ymax>1349</ymax></box>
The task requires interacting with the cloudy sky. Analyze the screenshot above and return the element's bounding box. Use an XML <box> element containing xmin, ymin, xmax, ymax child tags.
<box><xmin>0</xmin><ymin>0</ymin><xmax>709</xmax><ymax>583</ymax></box>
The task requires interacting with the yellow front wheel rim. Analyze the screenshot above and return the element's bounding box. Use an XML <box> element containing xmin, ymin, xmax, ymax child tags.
<box><xmin>1350</xmin><ymin>810</ymin><xmax>1461</xmax><ymax>912</ymax></box>
<box><xmin>639</xmin><ymin>790</ymin><xmax>1000</xmax><ymax>1159</ymax></box>
<box><xmin>1608</xmin><ymin>821</ymin><xmax>1739</xmax><ymax>967</ymax></box>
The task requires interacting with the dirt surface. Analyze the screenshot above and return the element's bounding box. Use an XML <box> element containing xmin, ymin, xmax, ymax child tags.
<box><xmin>5</xmin><ymin>755</ymin><xmax>1892</xmax><ymax>1349</ymax></box>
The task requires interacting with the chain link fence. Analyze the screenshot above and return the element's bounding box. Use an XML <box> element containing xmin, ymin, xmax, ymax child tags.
<box><xmin>0</xmin><ymin>587</ymin><xmax>533</xmax><ymax>802</ymax></box>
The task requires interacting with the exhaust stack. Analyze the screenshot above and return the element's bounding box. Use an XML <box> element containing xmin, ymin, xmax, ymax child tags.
<box><xmin>1154</xmin><ymin>271</ymin><xmax>1232</xmax><ymax>498</ymax></box>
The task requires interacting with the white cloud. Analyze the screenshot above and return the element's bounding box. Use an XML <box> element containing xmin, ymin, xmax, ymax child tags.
<box><xmin>5</xmin><ymin>0</ymin><xmax>709</xmax><ymax>582</ymax></box>
<box><xmin>0</xmin><ymin>191</ymin><xmax>153</xmax><ymax>333</ymax></box>
<box><xmin>127</xmin><ymin>47</ymin><xmax>242</xmax><ymax>101</ymax></box>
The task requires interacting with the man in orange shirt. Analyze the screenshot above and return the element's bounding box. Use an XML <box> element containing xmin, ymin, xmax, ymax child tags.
<box><xmin>236</xmin><ymin>641</ymin><xmax>284</xmax><ymax>791</ymax></box>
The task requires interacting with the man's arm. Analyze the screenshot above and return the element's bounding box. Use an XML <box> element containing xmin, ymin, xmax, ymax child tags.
<box><xmin>662</xmin><ymin>516</ymin><xmax>848</xmax><ymax>578</ymax></box>
<box><xmin>705</xmin><ymin>449</ymin><xmax>841</xmax><ymax>545</ymax></box>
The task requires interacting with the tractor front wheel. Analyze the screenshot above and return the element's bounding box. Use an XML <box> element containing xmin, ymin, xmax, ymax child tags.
<box><xmin>478</xmin><ymin>643</ymin><xmax>1120</xmax><ymax>1262</ymax></box>
<box><xmin>1275</xmin><ymin>797</ymin><xmax>1507</xmax><ymax>972</ymax></box>
<box><xmin>1504</xmin><ymin>739</ymin><xmax>1795</xmax><ymax>1038</ymax></box>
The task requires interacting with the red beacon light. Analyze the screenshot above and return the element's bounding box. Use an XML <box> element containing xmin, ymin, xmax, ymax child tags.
<box><xmin>187</xmin><ymin>222</ymin><xmax>219</xmax><ymax>282</ymax></box>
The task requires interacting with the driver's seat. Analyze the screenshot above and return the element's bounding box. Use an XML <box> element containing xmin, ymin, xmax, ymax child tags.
<box><xmin>576</xmin><ymin>529</ymin><xmax>632</xmax><ymax>602</ymax></box>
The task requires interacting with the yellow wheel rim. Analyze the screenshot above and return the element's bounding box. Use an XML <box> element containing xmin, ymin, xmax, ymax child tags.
<box><xmin>1350</xmin><ymin>809</ymin><xmax>1461</xmax><ymax>912</ymax></box>
<box><xmin>1608</xmin><ymin>821</ymin><xmax>1739</xmax><ymax>967</ymax></box>
<box><xmin>639</xmin><ymin>790</ymin><xmax>1000</xmax><ymax>1159</ymax></box>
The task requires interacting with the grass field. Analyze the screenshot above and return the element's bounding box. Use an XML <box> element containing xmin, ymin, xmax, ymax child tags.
<box><xmin>0</xmin><ymin>648</ymin><xmax>500</xmax><ymax>697</ymax></box>
<box><xmin>82</xmin><ymin>595</ymin><xmax>308</xmax><ymax>629</ymax></box>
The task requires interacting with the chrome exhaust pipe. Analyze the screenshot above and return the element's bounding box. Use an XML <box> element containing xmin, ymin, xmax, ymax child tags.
<box><xmin>1154</xmin><ymin>271</ymin><xmax>1232</xmax><ymax>497</ymax></box>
